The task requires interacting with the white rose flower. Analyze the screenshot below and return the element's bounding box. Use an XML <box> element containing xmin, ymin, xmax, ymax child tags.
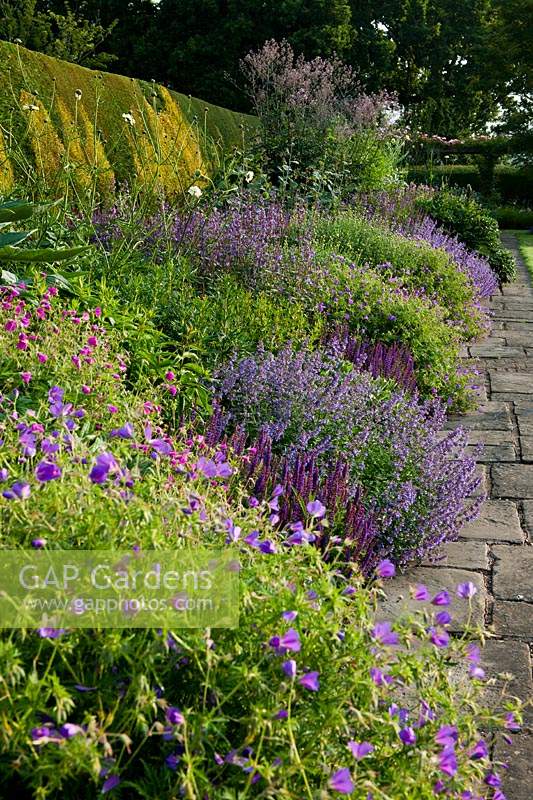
<box><xmin>187</xmin><ymin>185</ymin><xmax>203</xmax><ymax>199</ymax></box>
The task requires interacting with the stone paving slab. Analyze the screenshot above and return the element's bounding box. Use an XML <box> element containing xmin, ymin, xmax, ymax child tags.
<box><xmin>490</xmin><ymin>372</ymin><xmax>533</xmax><ymax>394</ymax></box>
<box><xmin>492</xmin><ymin>601</ymin><xmax>533</xmax><ymax>640</ymax></box>
<box><xmin>502</xmin><ymin>332</ymin><xmax>533</xmax><ymax>347</ymax></box>
<box><xmin>515</xmin><ymin>405</ymin><xmax>533</xmax><ymax>436</ymax></box>
<box><xmin>467</xmin><ymin>444</ymin><xmax>516</xmax><ymax>462</ymax></box>
<box><xmin>445</xmin><ymin>402</ymin><xmax>512</xmax><ymax>431</ymax></box>
<box><xmin>492</xmin><ymin>392</ymin><xmax>533</xmax><ymax>402</ymax></box>
<box><xmin>460</xmin><ymin>501</ymin><xmax>524</xmax><ymax>542</ymax></box>
<box><xmin>493</xmin><ymin>735</ymin><xmax>533</xmax><ymax>799</ymax></box>
<box><xmin>481</xmin><ymin>640</ymin><xmax>533</xmax><ymax>724</ymax></box>
<box><xmin>522</xmin><ymin>501</ymin><xmax>533</xmax><ymax>535</ymax></box>
<box><xmin>504</xmin><ymin>321</ymin><xmax>533</xmax><ymax>330</ymax></box>
<box><xmin>470</xmin><ymin>345</ymin><xmax>525</xmax><ymax>358</ymax></box>
<box><xmin>379</xmin><ymin>567</ymin><xmax>485</xmax><ymax>631</ymax></box>
<box><xmin>493</xmin><ymin>546</ymin><xmax>533</xmax><ymax>601</ymax></box>
<box><xmin>492</xmin><ymin>465</ymin><xmax>533</xmax><ymax>499</ymax></box>
<box><xmin>520</xmin><ymin>437</ymin><xmax>533</xmax><ymax>461</ymax></box>
<box><xmin>422</xmin><ymin>540</ymin><xmax>488</xmax><ymax>570</ymax></box>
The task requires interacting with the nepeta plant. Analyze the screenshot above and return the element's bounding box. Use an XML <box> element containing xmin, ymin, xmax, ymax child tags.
<box><xmin>213</xmin><ymin>342</ymin><xmax>481</xmax><ymax>564</ymax></box>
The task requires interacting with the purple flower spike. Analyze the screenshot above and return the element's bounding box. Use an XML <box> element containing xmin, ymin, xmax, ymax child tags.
<box><xmin>35</xmin><ymin>460</ymin><xmax>62</xmax><ymax>482</ymax></box>
<box><xmin>348</xmin><ymin>740</ymin><xmax>374</xmax><ymax>760</ymax></box>
<box><xmin>298</xmin><ymin>671</ymin><xmax>319</xmax><ymax>691</ymax></box>
<box><xmin>329</xmin><ymin>768</ymin><xmax>354</xmax><ymax>794</ymax></box>
<box><xmin>377</xmin><ymin>559</ymin><xmax>396</xmax><ymax>578</ymax></box>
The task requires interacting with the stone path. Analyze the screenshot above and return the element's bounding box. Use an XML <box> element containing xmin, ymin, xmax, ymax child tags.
<box><xmin>387</xmin><ymin>234</ymin><xmax>533</xmax><ymax>798</ymax></box>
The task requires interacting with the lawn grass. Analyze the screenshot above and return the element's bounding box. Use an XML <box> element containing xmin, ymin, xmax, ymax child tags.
<box><xmin>514</xmin><ymin>229</ymin><xmax>533</xmax><ymax>275</ymax></box>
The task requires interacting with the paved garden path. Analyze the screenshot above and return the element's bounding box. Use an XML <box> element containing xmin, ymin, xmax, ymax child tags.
<box><xmin>384</xmin><ymin>233</ymin><xmax>533</xmax><ymax>798</ymax></box>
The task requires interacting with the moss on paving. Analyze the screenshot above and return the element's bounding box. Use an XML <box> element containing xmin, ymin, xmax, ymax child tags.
<box><xmin>0</xmin><ymin>41</ymin><xmax>256</xmax><ymax>198</ymax></box>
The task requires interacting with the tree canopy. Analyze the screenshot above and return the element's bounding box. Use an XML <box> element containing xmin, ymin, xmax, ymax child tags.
<box><xmin>0</xmin><ymin>0</ymin><xmax>531</xmax><ymax>136</ymax></box>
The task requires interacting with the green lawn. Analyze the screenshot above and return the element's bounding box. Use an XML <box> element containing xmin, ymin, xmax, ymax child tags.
<box><xmin>509</xmin><ymin>229</ymin><xmax>533</xmax><ymax>275</ymax></box>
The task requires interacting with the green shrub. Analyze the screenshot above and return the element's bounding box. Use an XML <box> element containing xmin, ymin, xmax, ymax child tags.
<box><xmin>417</xmin><ymin>189</ymin><xmax>516</xmax><ymax>282</ymax></box>
<box><xmin>313</xmin><ymin>212</ymin><xmax>486</xmax><ymax>341</ymax></box>
<box><xmin>492</xmin><ymin>205</ymin><xmax>533</xmax><ymax>230</ymax></box>
<box><xmin>407</xmin><ymin>164</ymin><xmax>533</xmax><ymax>203</ymax></box>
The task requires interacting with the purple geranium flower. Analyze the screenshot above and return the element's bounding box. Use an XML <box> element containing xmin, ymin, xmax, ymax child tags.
<box><xmin>101</xmin><ymin>775</ymin><xmax>121</xmax><ymax>794</ymax></box>
<box><xmin>435</xmin><ymin>725</ymin><xmax>458</xmax><ymax>746</ymax></box>
<box><xmin>371</xmin><ymin>621</ymin><xmax>399</xmax><ymax>646</ymax></box>
<box><xmin>35</xmin><ymin>460</ymin><xmax>62</xmax><ymax>482</ymax></box>
<box><xmin>2</xmin><ymin>481</ymin><xmax>31</xmax><ymax>500</ymax></box>
<box><xmin>348</xmin><ymin>740</ymin><xmax>374</xmax><ymax>760</ymax></box>
<box><xmin>166</xmin><ymin>707</ymin><xmax>184</xmax><ymax>725</ymax></box>
<box><xmin>298</xmin><ymin>671</ymin><xmax>319</xmax><ymax>691</ymax></box>
<box><xmin>282</xmin><ymin>659</ymin><xmax>297</xmax><ymax>678</ymax></box>
<box><xmin>457</xmin><ymin>581</ymin><xmax>477</xmax><ymax>599</ymax></box>
<box><xmin>329</xmin><ymin>768</ymin><xmax>354</xmax><ymax>794</ymax></box>
<box><xmin>110</xmin><ymin>422</ymin><xmax>134</xmax><ymax>439</ymax></box>
<box><xmin>306</xmin><ymin>499</ymin><xmax>326</xmax><ymax>518</ymax></box>
<box><xmin>439</xmin><ymin>746</ymin><xmax>458</xmax><ymax>777</ymax></box>
<box><xmin>377</xmin><ymin>559</ymin><xmax>396</xmax><ymax>578</ymax></box>
<box><xmin>431</xmin><ymin>591</ymin><xmax>451</xmax><ymax>606</ymax></box>
<box><xmin>399</xmin><ymin>727</ymin><xmax>416</xmax><ymax>745</ymax></box>
<box><xmin>469</xmin><ymin>740</ymin><xmax>488</xmax><ymax>760</ymax></box>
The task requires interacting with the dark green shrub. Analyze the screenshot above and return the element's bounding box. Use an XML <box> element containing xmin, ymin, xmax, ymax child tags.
<box><xmin>407</xmin><ymin>165</ymin><xmax>533</xmax><ymax>204</ymax></box>
<box><xmin>417</xmin><ymin>189</ymin><xmax>516</xmax><ymax>282</ymax></box>
<box><xmin>492</xmin><ymin>205</ymin><xmax>533</xmax><ymax>230</ymax></box>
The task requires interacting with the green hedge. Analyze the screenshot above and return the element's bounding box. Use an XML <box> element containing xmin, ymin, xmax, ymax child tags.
<box><xmin>408</xmin><ymin>164</ymin><xmax>533</xmax><ymax>203</ymax></box>
<box><xmin>0</xmin><ymin>41</ymin><xmax>255</xmax><ymax>199</ymax></box>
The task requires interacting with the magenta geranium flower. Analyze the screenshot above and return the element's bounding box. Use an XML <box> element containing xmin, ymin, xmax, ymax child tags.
<box><xmin>329</xmin><ymin>767</ymin><xmax>354</xmax><ymax>794</ymax></box>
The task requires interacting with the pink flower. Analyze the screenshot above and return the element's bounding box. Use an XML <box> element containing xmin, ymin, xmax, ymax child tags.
<box><xmin>20</xmin><ymin>371</ymin><xmax>32</xmax><ymax>384</ymax></box>
<box><xmin>37</xmin><ymin>352</ymin><xmax>48</xmax><ymax>363</ymax></box>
